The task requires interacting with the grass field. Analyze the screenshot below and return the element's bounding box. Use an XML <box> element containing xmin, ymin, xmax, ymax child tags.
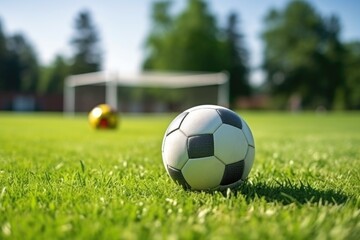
<box><xmin>0</xmin><ymin>111</ymin><xmax>359</xmax><ymax>239</ymax></box>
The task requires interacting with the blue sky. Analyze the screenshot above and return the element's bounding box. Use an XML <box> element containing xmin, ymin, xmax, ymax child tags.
<box><xmin>0</xmin><ymin>0</ymin><xmax>359</xmax><ymax>84</ymax></box>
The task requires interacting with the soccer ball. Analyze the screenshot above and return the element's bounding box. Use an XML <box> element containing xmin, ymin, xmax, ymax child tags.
<box><xmin>162</xmin><ymin>105</ymin><xmax>255</xmax><ymax>191</ymax></box>
<box><xmin>88</xmin><ymin>104</ymin><xmax>118</xmax><ymax>129</ymax></box>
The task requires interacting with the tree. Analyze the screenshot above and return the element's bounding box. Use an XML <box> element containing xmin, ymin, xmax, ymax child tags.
<box><xmin>320</xmin><ymin>15</ymin><xmax>345</xmax><ymax>110</ymax></box>
<box><xmin>143</xmin><ymin>0</ymin><xmax>224</xmax><ymax>72</ymax></box>
<box><xmin>171</xmin><ymin>0</ymin><xmax>224</xmax><ymax>71</ymax></box>
<box><xmin>343</xmin><ymin>41</ymin><xmax>360</xmax><ymax>109</ymax></box>
<box><xmin>38</xmin><ymin>55</ymin><xmax>69</xmax><ymax>94</ymax></box>
<box><xmin>0</xmin><ymin>20</ymin><xmax>8</xmax><ymax>90</ymax></box>
<box><xmin>262</xmin><ymin>0</ymin><xmax>344</xmax><ymax>109</ymax></box>
<box><xmin>69</xmin><ymin>10</ymin><xmax>102</xmax><ymax>75</ymax></box>
<box><xmin>47</xmin><ymin>55</ymin><xmax>69</xmax><ymax>93</ymax></box>
<box><xmin>143</xmin><ymin>1</ymin><xmax>173</xmax><ymax>70</ymax></box>
<box><xmin>224</xmin><ymin>12</ymin><xmax>250</xmax><ymax>105</ymax></box>
<box><xmin>5</xmin><ymin>33</ymin><xmax>39</xmax><ymax>92</ymax></box>
<box><xmin>0</xmin><ymin>19</ymin><xmax>39</xmax><ymax>93</ymax></box>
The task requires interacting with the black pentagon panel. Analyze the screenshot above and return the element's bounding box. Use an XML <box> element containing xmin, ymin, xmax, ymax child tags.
<box><xmin>220</xmin><ymin>160</ymin><xmax>244</xmax><ymax>185</ymax></box>
<box><xmin>187</xmin><ymin>134</ymin><xmax>214</xmax><ymax>158</ymax></box>
<box><xmin>216</xmin><ymin>109</ymin><xmax>242</xmax><ymax>129</ymax></box>
<box><xmin>166</xmin><ymin>111</ymin><xmax>189</xmax><ymax>136</ymax></box>
<box><xmin>167</xmin><ymin>165</ymin><xmax>190</xmax><ymax>189</ymax></box>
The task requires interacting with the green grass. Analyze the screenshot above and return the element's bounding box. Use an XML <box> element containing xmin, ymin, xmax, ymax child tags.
<box><xmin>0</xmin><ymin>111</ymin><xmax>359</xmax><ymax>239</ymax></box>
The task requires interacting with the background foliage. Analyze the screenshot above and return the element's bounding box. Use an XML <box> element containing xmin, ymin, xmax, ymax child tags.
<box><xmin>0</xmin><ymin>0</ymin><xmax>359</xmax><ymax>109</ymax></box>
<box><xmin>0</xmin><ymin>9</ymin><xmax>100</xmax><ymax>95</ymax></box>
<box><xmin>262</xmin><ymin>1</ymin><xmax>348</xmax><ymax>109</ymax></box>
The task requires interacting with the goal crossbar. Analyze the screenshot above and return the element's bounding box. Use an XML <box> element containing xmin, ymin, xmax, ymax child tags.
<box><xmin>64</xmin><ymin>71</ymin><xmax>229</xmax><ymax>114</ymax></box>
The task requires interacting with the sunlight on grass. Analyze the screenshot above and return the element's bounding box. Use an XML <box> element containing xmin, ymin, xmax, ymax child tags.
<box><xmin>0</xmin><ymin>112</ymin><xmax>359</xmax><ymax>239</ymax></box>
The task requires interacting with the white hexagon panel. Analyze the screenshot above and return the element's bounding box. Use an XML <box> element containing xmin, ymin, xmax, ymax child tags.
<box><xmin>162</xmin><ymin>130</ymin><xmax>189</xmax><ymax>170</ymax></box>
<box><xmin>182</xmin><ymin>156</ymin><xmax>225</xmax><ymax>190</ymax></box>
<box><xmin>180</xmin><ymin>108</ymin><xmax>222</xmax><ymax>136</ymax></box>
<box><xmin>213</xmin><ymin>124</ymin><xmax>248</xmax><ymax>164</ymax></box>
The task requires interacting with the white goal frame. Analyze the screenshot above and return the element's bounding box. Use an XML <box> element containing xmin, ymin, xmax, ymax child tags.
<box><xmin>63</xmin><ymin>71</ymin><xmax>229</xmax><ymax>115</ymax></box>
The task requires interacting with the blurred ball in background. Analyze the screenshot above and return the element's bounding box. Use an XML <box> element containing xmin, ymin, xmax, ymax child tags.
<box><xmin>88</xmin><ymin>104</ymin><xmax>118</xmax><ymax>129</ymax></box>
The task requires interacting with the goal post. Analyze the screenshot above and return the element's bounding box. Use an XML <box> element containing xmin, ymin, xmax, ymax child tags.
<box><xmin>63</xmin><ymin>71</ymin><xmax>229</xmax><ymax>115</ymax></box>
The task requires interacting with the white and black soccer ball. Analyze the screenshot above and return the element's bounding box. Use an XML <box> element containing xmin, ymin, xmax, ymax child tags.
<box><xmin>162</xmin><ymin>105</ymin><xmax>255</xmax><ymax>191</ymax></box>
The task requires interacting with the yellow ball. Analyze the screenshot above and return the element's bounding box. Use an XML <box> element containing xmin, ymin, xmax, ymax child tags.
<box><xmin>88</xmin><ymin>104</ymin><xmax>118</xmax><ymax>129</ymax></box>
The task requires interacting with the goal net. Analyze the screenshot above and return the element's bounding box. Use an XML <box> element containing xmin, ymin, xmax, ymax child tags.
<box><xmin>63</xmin><ymin>71</ymin><xmax>229</xmax><ymax>115</ymax></box>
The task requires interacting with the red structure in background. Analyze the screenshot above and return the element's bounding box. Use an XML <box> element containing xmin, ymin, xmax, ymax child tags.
<box><xmin>0</xmin><ymin>92</ymin><xmax>63</xmax><ymax>112</ymax></box>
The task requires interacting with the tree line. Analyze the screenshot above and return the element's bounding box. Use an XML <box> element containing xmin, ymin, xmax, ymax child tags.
<box><xmin>0</xmin><ymin>10</ymin><xmax>101</xmax><ymax>95</ymax></box>
<box><xmin>0</xmin><ymin>0</ymin><xmax>359</xmax><ymax>109</ymax></box>
<box><xmin>262</xmin><ymin>1</ymin><xmax>360</xmax><ymax>110</ymax></box>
